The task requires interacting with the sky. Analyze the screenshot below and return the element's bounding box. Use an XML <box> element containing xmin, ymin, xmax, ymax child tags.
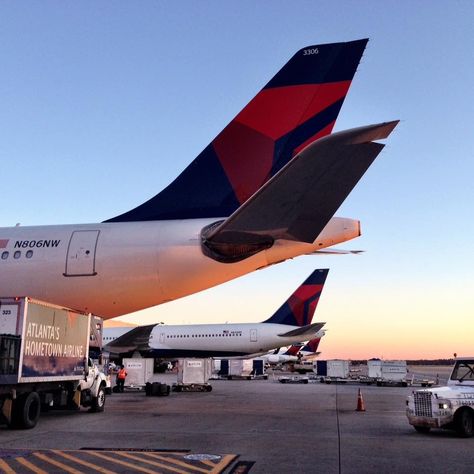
<box><xmin>1</xmin><ymin>1</ymin><xmax>473</xmax><ymax>359</ymax></box>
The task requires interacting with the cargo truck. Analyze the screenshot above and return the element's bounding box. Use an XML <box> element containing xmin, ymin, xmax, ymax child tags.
<box><xmin>406</xmin><ymin>357</ymin><xmax>474</xmax><ymax>437</ymax></box>
<box><xmin>0</xmin><ymin>297</ymin><xmax>109</xmax><ymax>429</ymax></box>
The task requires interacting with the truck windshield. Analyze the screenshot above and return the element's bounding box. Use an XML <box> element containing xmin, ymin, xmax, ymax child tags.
<box><xmin>451</xmin><ymin>361</ymin><xmax>474</xmax><ymax>382</ymax></box>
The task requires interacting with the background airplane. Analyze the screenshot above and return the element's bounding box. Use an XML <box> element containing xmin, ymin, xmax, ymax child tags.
<box><xmin>104</xmin><ymin>269</ymin><xmax>328</xmax><ymax>358</ymax></box>
<box><xmin>0</xmin><ymin>39</ymin><xmax>398</xmax><ymax>319</ymax></box>
<box><xmin>263</xmin><ymin>330</ymin><xmax>325</xmax><ymax>364</ymax></box>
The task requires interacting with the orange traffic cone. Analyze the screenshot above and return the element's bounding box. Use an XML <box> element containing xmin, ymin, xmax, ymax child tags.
<box><xmin>356</xmin><ymin>388</ymin><xmax>366</xmax><ymax>412</ymax></box>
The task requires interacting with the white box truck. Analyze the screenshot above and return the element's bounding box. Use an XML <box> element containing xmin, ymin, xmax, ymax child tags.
<box><xmin>406</xmin><ymin>357</ymin><xmax>474</xmax><ymax>437</ymax></box>
<box><xmin>0</xmin><ymin>297</ymin><xmax>109</xmax><ymax>429</ymax></box>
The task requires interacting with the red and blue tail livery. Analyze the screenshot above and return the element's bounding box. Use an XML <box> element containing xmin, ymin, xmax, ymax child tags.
<box><xmin>301</xmin><ymin>336</ymin><xmax>323</xmax><ymax>354</ymax></box>
<box><xmin>107</xmin><ymin>40</ymin><xmax>368</xmax><ymax>222</ymax></box>
<box><xmin>263</xmin><ymin>269</ymin><xmax>329</xmax><ymax>327</ymax></box>
<box><xmin>284</xmin><ymin>344</ymin><xmax>304</xmax><ymax>357</ymax></box>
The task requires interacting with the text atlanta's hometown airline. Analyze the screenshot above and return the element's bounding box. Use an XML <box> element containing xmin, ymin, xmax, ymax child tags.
<box><xmin>0</xmin><ymin>39</ymin><xmax>398</xmax><ymax>318</ymax></box>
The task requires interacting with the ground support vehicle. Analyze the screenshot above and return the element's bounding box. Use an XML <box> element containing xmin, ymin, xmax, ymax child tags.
<box><xmin>0</xmin><ymin>297</ymin><xmax>108</xmax><ymax>429</ymax></box>
<box><xmin>291</xmin><ymin>361</ymin><xmax>314</xmax><ymax>374</ymax></box>
<box><xmin>407</xmin><ymin>374</ymin><xmax>435</xmax><ymax>388</ymax></box>
<box><xmin>406</xmin><ymin>357</ymin><xmax>474</xmax><ymax>437</ymax></box>
<box><xmin>173</xmin><ymin>358</ymin><xmax>213</xmax><ymax>392</ymax></box>
<box><xmin>278</xmin><ymin>375</ymin><xmax>309</xmax><ymax>384</ymax></box>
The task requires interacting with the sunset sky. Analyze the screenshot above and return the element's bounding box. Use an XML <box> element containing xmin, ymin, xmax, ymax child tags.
<box><xmin>1</xmin><ymin>2</ymin><xmax>472</xmax><ymax>359</ymax></box>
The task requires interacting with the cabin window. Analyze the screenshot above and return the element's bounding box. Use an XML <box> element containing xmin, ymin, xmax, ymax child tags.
<box><xmin>1</xmin><ymin>251</ymin><xmax>8</xmax><ymax>260</ymax></box>
<box><xmin>14</xmin><ymin>251</ymin><xmax>21</xmax><ymax>259</ymax></box>
<box><xmin>26</xmin><ymin>250</ymin><xmax>33</xmax><ymax>258</ymax></box>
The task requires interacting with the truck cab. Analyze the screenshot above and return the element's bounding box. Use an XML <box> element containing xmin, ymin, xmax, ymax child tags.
<box><xmin>76</xmin><ymin>358</ymin><xmax>109</xmax><ymax>412</ymax></box>
<box><xmin>406</xmin><ymin>357</ymin><xmax>474</xmax><ymax>437</ymax></box>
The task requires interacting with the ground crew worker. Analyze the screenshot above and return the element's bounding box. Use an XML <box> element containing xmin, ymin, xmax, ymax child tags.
<box><xmin>116</xmin><ymin>365</ymin><xmax>127</xmax><ymax>392</ymax></box>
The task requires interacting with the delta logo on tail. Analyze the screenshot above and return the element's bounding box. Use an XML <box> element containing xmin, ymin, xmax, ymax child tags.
<box><xmin>106</xmin><ymin>40</ymin><xmax>368</xmax><ymax>222</ymax></box>
<box><xmin>263</xmin><ymin>269</ymin><xmax>328</xmax><ymax>327</ymax></box>
<box><xmin>302</xmin><ymin>336</ymin><xmax>323</xmax><ymax>354</ymax></box>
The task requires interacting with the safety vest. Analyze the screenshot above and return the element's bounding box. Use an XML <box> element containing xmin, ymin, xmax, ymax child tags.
<box><xmin>117</xmin><ymin>368</ymin><xmax>127</xmax><ymax>380</ymax></box>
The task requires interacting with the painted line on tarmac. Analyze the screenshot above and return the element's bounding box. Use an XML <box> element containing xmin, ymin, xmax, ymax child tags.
<box><xmin>0</xmin><ymin>449</ymin><xmax>237</xmax><ymax>474</ymax></box>
<box><xmin>53</xmin><ymin>450</ymin><xmax>117</xmax><ymax>474</ymax></box>
<box><xmin>33</xmin><ymin>452</ymin><xmax>84</xmax><ymax>474</ymax></box>
<box><xmin>15</xmin><ymin>456</ymin><xmax>48</xmax><ymax>474</ymax></box>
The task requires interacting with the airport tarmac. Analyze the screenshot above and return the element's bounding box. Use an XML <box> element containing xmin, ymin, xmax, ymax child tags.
<box><xmin>0</xmin><ymin>367</ymin><xmax>471</xmax><ymax>474</ymax></box>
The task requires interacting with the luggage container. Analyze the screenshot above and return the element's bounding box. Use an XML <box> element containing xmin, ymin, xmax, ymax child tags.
<box><xmin>327</xmin><ymin>360</ymin><xmax>350</xmax><ymax>378</ymax></box>
<box><xmin>315</xmin><ymin>360</ymin><xmax>351</xmax><ymax>383</ymax></box>
<box><xmin>367</xmin><ymin>359</ymin><xmax>408</xmax><ymax>386</ymax></box>
<box><xmin>122</xmin><ymin>358</ymin><xmax>154</xmax><ymax>388</ymax></box>
<box><xmin>229</xmin><ymin>359</ymin><xmax>254</xmax><ymax>379</ymax></box>
<box><xmin>174</xmin><ymin>358</ymin><xmax>212</xmax><ymax>392</ymax></box>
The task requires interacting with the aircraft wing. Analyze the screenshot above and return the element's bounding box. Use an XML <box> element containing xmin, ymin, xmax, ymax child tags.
<box><xmin>278</xmin><ymin>322</ymin><xmax>325</xmax><ymax>338</ymax></box>
<box><xmin>202</xmin><ymin>121</ymin><xmax>398</xmax><ymax>261</ymax></box>
<box><xmin>103</xmin><ymin>324</ymin><xmax>156</xmax><ymax>353</ymax></box>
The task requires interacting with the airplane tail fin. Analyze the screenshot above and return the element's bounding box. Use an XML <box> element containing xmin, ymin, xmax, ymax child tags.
<box><xmin>284</xmin><ymin>344</ymin><xmax>304</xmax><ymax>356</ymax></box>
<box><xmin>106</xmin><ymin>39</ymin><xmax>368</xmax><ymax>222</ymax></box>
<box><xmin>263</xmin><ymin>269</ymin><xmax>328</xmax><ymax>326</ymax></box>
<box><xmin>302</xmin><ymin>334</ymin><xmax>325</xmax><ymax>354</ymax></box>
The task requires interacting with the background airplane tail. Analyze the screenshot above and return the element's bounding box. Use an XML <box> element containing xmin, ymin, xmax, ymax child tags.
<box><xmin>302</xmin><ymin>335</ymin><xmax>324</xmax><ymax>354</ymax></box>
<box><xmin>263</xmin><ymin>269</ymin><xmax>329</xmax><ymax>326</ymax></box>
<box><xmin>284</xmin><ymin>344</ymin><xmax>304</xmax><ymax>356</ymax></box>
<box><xmin>106</xmin><ymin>39</ymin><xmax>368</xmax><ymax>222</ymax></box>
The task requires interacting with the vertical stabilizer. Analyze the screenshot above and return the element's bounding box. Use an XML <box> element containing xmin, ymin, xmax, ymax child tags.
<box><xmin>106</xmin><ymin>40</ymin><xmax>368</xmax><ymax>222</ymax></box>
<box><xmin>263</xmin><ymin>269</ymin><xmax>329</xmax><ymax>326</ymax></box>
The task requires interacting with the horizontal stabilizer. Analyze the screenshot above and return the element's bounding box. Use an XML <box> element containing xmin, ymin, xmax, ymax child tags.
<box><xmin>202</xmin><ymin>121</ymin><xmax>398</xmax><ymax>261</ymax></box>
<box><xmin>313</xmin><ymin>248</ymin><xmax>364</xmax><ymax>255</ymax></box>
<box><xmin>278</xmin><ymin>322</ymin><xmax>325</xmax><ymax>338</ymax></box>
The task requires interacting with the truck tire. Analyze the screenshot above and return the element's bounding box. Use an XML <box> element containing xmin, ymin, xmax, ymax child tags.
<box><xmin>10</xmin><ymin>392</ymin><xmax>41</xmax><ymax>429</ymax></box>
<box><xmin>414</xmin><ymin>425</ymin><xmax>431</xmax><ymax>434</ymax></box>
<box><xmin>90</xmin><ymin>386</ymin><xmax>106</xmax><ymax>413</ymax></box>
<box><xmin>454</xmin><ymin>408</ymin><xmax>474</xmax><ymax>438</ymax></box>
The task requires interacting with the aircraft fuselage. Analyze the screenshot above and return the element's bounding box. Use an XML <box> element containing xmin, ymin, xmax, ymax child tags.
<box><xmin>0</xmin><ymin>216</ymin><xmax>358</xmax><ymax>318</ymax></box>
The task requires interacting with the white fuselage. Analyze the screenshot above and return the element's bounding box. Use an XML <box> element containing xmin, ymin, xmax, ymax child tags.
<box><xmin>0</xmin><ymin>217</ymin><xmax>359</xmax><ymax>318</ymax></box>
<box><xmin>105</xmin><ymin>322</ymin><xmax>321</xmax><ymax>358</ymax></box>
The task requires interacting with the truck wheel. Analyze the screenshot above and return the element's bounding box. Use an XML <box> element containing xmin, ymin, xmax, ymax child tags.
<box><xmin>414</xmin><ymin>426</ymin><xmax>431</xmax><ymax>434</ymax></box>
<box><xmin>10</xmin><ymin>392</ymin><xmax>41</xmax><ymax>429</ymax></box>
<box><xmin>454</xmin><ymin>408</ymin><xmax>474</xmax><ymax>438</ymax></box>
<box><xmin>91</xmin><ymin>386</ymin><xmax>106</xmax><ymax>413</ymax></box>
